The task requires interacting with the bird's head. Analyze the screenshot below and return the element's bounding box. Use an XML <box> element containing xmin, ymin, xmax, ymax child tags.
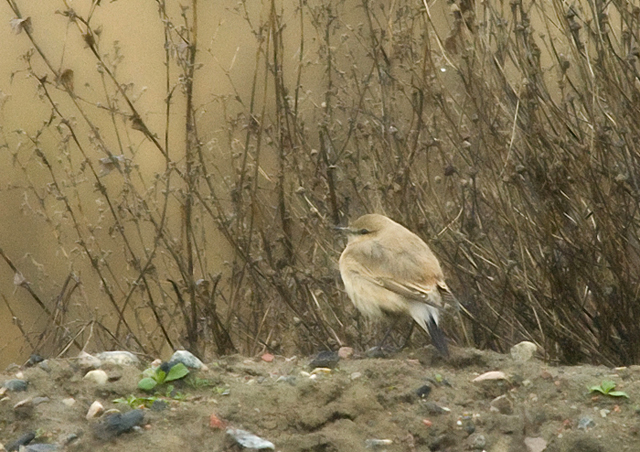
<box><xmin>335</xmin><ymin>214</ymin><xmax>395</xmax><ymax>244</ymax></box>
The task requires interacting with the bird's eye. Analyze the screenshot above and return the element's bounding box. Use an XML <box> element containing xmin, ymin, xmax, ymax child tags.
<box><xmin>359</xmin><ymin>228</ymin><xmax>370</xmax><ymax>235</ymax></box>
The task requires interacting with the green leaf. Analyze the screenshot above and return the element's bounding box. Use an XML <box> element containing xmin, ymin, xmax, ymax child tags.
<box><xmin>607</xmin><ymin>390</ymin><xmax>629</xmax><ymax>399</ymax></box>
<box><xmin>154</xmin><ymin>369</ymin><xmax>167</xmax><ymax>384</ymax></box>
<box><xmin>166</xmin><ymin>363</ymin><xmax>189</xmax><ymax>382</ymax></box>
<box><xmin>600</xmin><ymin>380</ymin><xmax>616</xmax><ymax>393</ymax></box>
<box><xmin>138</xmin><ymin>377</ymin><xmax>158</xmax><ymax>391</ymax></box>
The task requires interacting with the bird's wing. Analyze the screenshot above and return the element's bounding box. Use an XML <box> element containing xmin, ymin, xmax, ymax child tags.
<box><xmin>377</xmin><ymin>278</ymin><xmax>443</xmax><ymax>308</ymax></box>
<box><xmin>345</xmin><ymin>237</ymin><xmax>448</xmax><ymax>308</ymax></box>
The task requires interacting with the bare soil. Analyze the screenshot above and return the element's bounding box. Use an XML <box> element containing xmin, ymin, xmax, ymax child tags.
<box><xmin>1</xmin><ymin>347</ymin><xmax>639</xmax><ymax>451</ymax></box>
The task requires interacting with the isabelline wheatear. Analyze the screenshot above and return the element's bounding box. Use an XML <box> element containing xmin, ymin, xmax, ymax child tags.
<box><xmin>338</xmin><ymin>214</ymin><xmax>457</xmax><ymax>356</ymax></box>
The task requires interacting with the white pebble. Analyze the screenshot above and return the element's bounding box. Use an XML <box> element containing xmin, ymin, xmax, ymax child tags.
<box><xmin>86</xmin><ymin>400</ymin><xmax>104</xmax><ymax>419</ymax></box>
<box><xmin>511</xmin><ymin>341</ymin><xmax>537</xmax><ymax>362</ymax></box>
<box><xmin>84</xmin><ymin>369</ymin><xmax>108</xmax><ymax>385</ymax></box>
<box><xmin>473</xmin><ymin>371</ymin><xmax>507</xmax><ymax>382</ymax></box>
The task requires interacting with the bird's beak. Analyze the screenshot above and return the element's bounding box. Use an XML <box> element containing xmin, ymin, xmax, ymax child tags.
<box><xmin>333</xmin><ymin>225</ymin><xmax>351</xmax><ymax>233</ymax></box>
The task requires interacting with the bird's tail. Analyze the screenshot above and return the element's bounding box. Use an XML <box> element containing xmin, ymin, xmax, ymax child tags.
<box><xmin>408</xmin><ymin>303</ymin><xmax>449</xmax><ymax>357</ymax></box>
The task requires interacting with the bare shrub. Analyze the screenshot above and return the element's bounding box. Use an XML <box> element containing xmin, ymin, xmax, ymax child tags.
<box><xmin>2</xmin><ymin>0</ymin><xmax>640</xmax><ymax>365</ymax></box>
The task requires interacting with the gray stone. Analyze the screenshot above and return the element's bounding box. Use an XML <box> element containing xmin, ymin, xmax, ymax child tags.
<box><xmin>95</xmin><ymin>351</ymin><xmax>140</xmax><ymax>366</ymax></box>
<box><xmin>3</xmin><ymin>379</ymin><xmax>28</xmax><ymax>392</ymax></box>
<box><xmin>468</xmin><ymin>433</ymin><xmax>487</xmax><ymax>450</ymax></box>
<box><xmin>511</xmin><ymin>341</ymin><xmax>537</xmax><ymax>362</ymax></box>
<box><xmin>169</xmin><ymin>350</ymin><xmax>206</xmax><ymax>369</ymax></box>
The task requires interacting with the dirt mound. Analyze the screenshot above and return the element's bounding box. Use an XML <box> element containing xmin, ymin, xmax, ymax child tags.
<box><xmin>1</xmin><ymin>347</ymin><xmax>639</xmax><ymax>451</ymax></box>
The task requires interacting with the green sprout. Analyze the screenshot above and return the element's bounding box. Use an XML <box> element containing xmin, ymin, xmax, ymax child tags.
<box><xmin>114</xmin><ymin>394</ymin><xmax>159</xmax><ymax>409</ymax></box>
<box><xmin>589</xmin><ymin>380</ymin><xmax>629</xmax><ymax>399</ymax></box>
<box><xmin>138</xmin><ymin>362</ymin><xmax>190</xmax><ymax>392</ymax></box>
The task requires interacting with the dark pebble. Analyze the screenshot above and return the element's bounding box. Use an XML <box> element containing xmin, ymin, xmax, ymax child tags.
<box><xmin>423</xmin><ymin>402</ymin><xmax>448</xmax><ymax>415</ymax></box>
<box><xmin>3</xmin><ymin>379</ymin><xmax>28</xmax><ymax>392</ymax></box>
<box><xmin>25</xmin><ymin>354</ymin><xmax>44</xmax><ymax>367</ymax></box>
<box><xmin>309</xmin><ymin>351</ymin><xmax>340</xmax><ymax>369</ymax></box>
<box><xmin>5</xmin><ymin>431</ymin><xmax>36</xmax><ymax>451</ymax></box>
<box><xmin>415</xmin><ymin>385</ymin><xmax>432</xmax><ymax>399</ymax></box>
<box><xmin>93</xmin><ymin>409</ymin><xmax>145</xmax><ymax>441</ymax></box>
<box><xmin>150</xmin><ymin>399</ymin><xmax>169</xmax><ymax>411</ymax></box>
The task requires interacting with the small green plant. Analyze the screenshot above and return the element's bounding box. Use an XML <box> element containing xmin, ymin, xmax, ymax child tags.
<box><xmin>138</xmin><ymin>363</ymin><xmax>190</xmax><ymax>392</ymax></box>
<box><xmin>589</xmin><ymin>380</ymin><xmax>629</xmax><ymax>399</ymax></box>
<box><xmin>114</xmin><ymin>394</ymin><xmax>159</xmax><ymax>409</ymax></box>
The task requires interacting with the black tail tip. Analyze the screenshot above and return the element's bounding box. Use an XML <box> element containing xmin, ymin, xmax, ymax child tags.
<box><xmin>426</xmin><ymin>318</ymin><xmax>449</xmax><ymax>357</ymax></box>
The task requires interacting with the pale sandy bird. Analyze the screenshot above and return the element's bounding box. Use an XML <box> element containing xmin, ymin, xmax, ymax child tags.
<box><xmin>338</xmin><ymin>214</ymin><xmax>457</xmax><ymax>356</ymax></box>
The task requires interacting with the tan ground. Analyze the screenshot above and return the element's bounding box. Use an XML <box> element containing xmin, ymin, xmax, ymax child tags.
<box><xmin>1</xmin><ymin>347</ymin><xmax>639</xmax><ymax>451</ymax></box>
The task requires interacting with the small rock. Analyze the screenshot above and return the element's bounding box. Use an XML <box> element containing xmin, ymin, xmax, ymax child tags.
<box><xmin>350</xmin><ymin>372</ymin><xmax>362</xmax><ymax>380</ymax></box>
<box><xmin>209</xmin><ymin>413</ymin><xmax>227</xmax><ymax>429</ymax></box>
<box><xmin>226</xmin><ymin>427</ymin><xmax>275</xmax><ymax>450</ymax></box>
<box><xmin>23</xmin><ymin>444</ymin><xmax>60</xmax><ymax>452</ymax></box>
<box><xmin>13</xmin><ymin>398</ymin><xmax>34</xmax><ymax>418</ymax></box>
<box><xmin>4</xmin><ymin>431</ymin><xmax>36</xmax><ymax>451</ymax></box>
<box><xmin>93</xmin><ymin>409</ymin><xmax>145</xmax><ymax>440</ymax></box>
<box><xmin>61</xmin><ymin>433</ymin><xmax>80</xmax><ymax>446</ymax></box>
<box><xmin>490</xmin><ymin>394</ymin><xmax>513</xmax><ymax>414</ymax></box>
<box><xmin>169</xmin><ymin>350</ymin><xmax>207</xmax><ymax>370</ymax></box>
<box><xmin>76</xmin><ymin>351</ymin><xmax>102</xmax><ymax>369</ymax></box>
<box><xmin>62</xmin><ymin>398</ymin><xmax>76</xmax><ymax>407</ymax></box>
<box><xmin>84</xmin><ymin>369</ymin><xmax>108</xmax><ymax>385</ymax></box>
<box><xmin>37</xmin><ymin>360</ymin><xmax>51</xmax><ymax>372</ymax></box>
<box><xmin>473</xmin><ymin>371</ymin><xmax>507</xmax><ymax>382</ymax></box>
<box><xmin>3</xmin><ymin>379</ymin><xmax>28</xmax><ymax>392</ymax></box>
<box><xmin>86</xmin><ymin>401</ymin><xmax>105</xmax><ymax>419</ymax></box>
<box><xmin>13</xmin><ymin>397</ymin><xmax>33</xmax><ymax>409</ymax></box>
<box><xmin>261</xmin><ymin>353</ymin><xmax>274</xmax><ymax>362</ymax></box>
<box><xmin>150</xmin><ymin>399</ymin><xmax>169</xmax><ymax>411</ymax></box>
<box><xmin>25</xmin><ymin>355</ymin><xmax>44</xmax><ymax>367</ymax></box>
<box><xmin>338</xmin><ymin>347</ymin><xmax>354</xmax><ymax>359</ymax></box>
<box><xmin>599</xmin><ymin>409</ymin><xmax>610</xmax><ymax>418</ymax></box>
<box><xmin>260</xmin><ymin>353</ymin><xmax>275</xmax><ymax>363</ymax></box>
<box><xmin>275</xmin><ymin>375</ymin><xmax>296</xmax><ymax>385</ymax></box>
<box><xmin>423</xmin><ymin>402</ymin><xmax>449</xmax><ymax>415</ymax></box>
<box><xmin>415</xmin><ymin>385</ymin><xmax>432</xmax><ymax>399</ymax></box>
<box><xmin>524</xmin><ymin>436</ymin><xmax>547</xmax><ymax>452</ymax></box>
<box><xmin>468</xmin><ymin>433</ymin><xmax>487</xmax><ymax>450</ymax></box>
<box><xmin>578</xmin><ymin>417</ymin><xmax>595</xmax><ymax>430</ymax></box>
<box><xmin>95</xmin><ymin>351</ymin><xmax>140</xmax><ymax>366</ymax></box>
<box><xmin>365</xmin><ymin>438</ymin><xmax>393</xmax><ymax>448</ymax></box>
<box><xmin>310</xmin><ymin>367</ymin><xmax>332</xmax><ymax>376</ymax></box>
<box><xmin>309</xmin><ymin>351</ymin><xmax>340</xmax><ymax>369</ymax></box>
<box><xmin>32</xmin><ymin>396</ymin><xmax>50</xmax><ymax>406</ymax></box>
<box><xmin>615</xmin><ymin>366</ymin><xmax>630</xmax><ymax>379</ymax></box>
<box><xmin>540</xmin><ymin>370</ymin><xmax>553</xmax><ymax>380</ymax></box>
<box><xmin>458</xmin><ymin>413</ymin><xmax>475</xmax><ymax>434</ymax></box>
<box><xmin>511</xmin><ymin>341</ymin><xmax>537</xmax><ymax>362</ymax></box>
